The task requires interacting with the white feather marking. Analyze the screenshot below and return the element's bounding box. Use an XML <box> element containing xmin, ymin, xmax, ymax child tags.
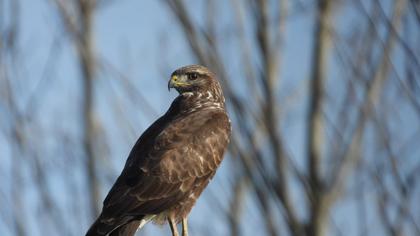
<box><xmin>138</xmin><ymin>215</ymin><xmax>155</xmax><ymax>229</ymax></box>
<box><xmin>183</xmin><ymin>92</ymin><xmax>194</xmax><ymax>97</ymax></box>
<box><xmin>198</xmin><ymin>155</ymin><xmax>204</xmax><ymax>164</ymax></box>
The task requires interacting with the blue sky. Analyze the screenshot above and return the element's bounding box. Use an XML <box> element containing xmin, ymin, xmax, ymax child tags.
<box><xmin>2</xmin><ymin>0</ymin><xmax>419</xmax><ymax>235</ymax></box>
<box><xmin>2</xmin><ymin>0</ymin><xmax>240</xmax><ymax>235</ymax></box>
<box><xmin>3</xmin><ymin>0</ymin><xmax>335</xmax><ymax>235</ymax></box>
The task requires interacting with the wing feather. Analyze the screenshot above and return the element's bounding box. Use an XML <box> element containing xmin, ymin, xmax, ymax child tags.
<box><xmin>100</xmin><ymin>109</ymin><xmax>230</xmax><ymax>221</ymax></box>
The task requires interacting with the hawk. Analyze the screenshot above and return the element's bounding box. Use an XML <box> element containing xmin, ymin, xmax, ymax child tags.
<box><xmin>86</xmin><ymin>65</ymin><xmax>231</xmax><ymax>236</ymax></box>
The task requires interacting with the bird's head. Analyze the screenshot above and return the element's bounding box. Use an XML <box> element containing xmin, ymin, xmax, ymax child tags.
<box><xmin>168</xmin><ymin>65</ymin><xmax>219</xmax><ymax>94</ymax></box>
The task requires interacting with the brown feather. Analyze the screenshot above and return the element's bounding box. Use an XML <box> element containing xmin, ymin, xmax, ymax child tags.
<box><xmin>86</xmin><ymin>65</ymin><xmax>231</xmax><ymax>236</ymax></box>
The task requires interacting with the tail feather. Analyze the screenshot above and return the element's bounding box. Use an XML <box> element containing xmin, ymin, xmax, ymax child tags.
<box><xmin>86</xmin><ymin>215</ymin><xmax>142</xmax><ymax>236</ymax></box>
<box><xmin>109</xmin><ymin>221</ymin><xmax>141</xmax><ymax>236</ymax></box>
<box><xmin>108</xmin><ymin>216</ymin><xmax>153</xmax><ymax>236</ymax></box>
<box><xmin>85</xmin><ymin>217</ymin><xmax>118</xmax><ymax>236</ymax></box>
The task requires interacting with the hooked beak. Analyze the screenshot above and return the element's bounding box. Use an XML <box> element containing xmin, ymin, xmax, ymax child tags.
<box><xmin>168</xmin><ymin>75</ymin><xmax>177</xmax><ymax>91</ymax></box>
<box><xmin>168</xmin><ymin>75</ymin><xmax>189</xmax><ymax>91</ymax></box>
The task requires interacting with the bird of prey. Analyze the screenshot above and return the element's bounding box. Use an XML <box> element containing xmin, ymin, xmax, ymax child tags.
<box><xmin>86</xmin><ymin>65</ymin><xmax>231</xmax><ymax>236</ymax></box>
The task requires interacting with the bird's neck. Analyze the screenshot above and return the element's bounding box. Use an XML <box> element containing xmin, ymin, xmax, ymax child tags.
<box><xmin>170</xmin><ymin>90</ymin><xmax>225</xmax><ymax>116</ymax></box>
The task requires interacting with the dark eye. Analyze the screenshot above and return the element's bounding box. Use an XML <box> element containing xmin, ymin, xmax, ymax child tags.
<box><xmin>189</xmin><ymin>73</ymin><xmax>198</xmax><ymax>80</ymax></box>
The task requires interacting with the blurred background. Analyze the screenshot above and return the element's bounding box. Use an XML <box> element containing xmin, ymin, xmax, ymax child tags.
<box><xmin>1</xmin><ymin>0</ymin><xmax>420</xmax><ymax>235</ymax></box>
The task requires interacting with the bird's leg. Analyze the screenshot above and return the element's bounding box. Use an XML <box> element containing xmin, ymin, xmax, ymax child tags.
<box><xmin>168</xmin><ymin>217</ymin><xmax>179</xmax><ymax>236</ymax></box>
<box><xmin>182</xmin><ymin>218</ymin><xmax>188</xmax><ymax>236</ymax></box>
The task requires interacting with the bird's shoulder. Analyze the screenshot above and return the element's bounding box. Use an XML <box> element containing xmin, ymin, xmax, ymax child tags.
<box><xmin>150</xmin><ymin>109</ymin><xmax>230</xmax><ymax>176</ymax></box>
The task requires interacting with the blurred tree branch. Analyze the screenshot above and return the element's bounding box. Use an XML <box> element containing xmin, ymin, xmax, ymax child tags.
<box><xmin>51</xmin><ymin>0</ymin><xmax>101</xmax><ymax>219</ymax></box>
<box><xmin>1</xmin><ymin>0</ymin><xmax>420</xmax><ymax>235</ymax></box>
<box><xmin>306</xmin><ymin>0</ymin><xmax>334</xmax><ymax>235</ymax></box>
<box><xmin>164</xmin><ymin>0</ymin><xmax>420</xmax><ymax>235</ymax></box>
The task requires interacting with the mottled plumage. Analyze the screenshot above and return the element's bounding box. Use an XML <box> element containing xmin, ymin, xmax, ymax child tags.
<box><xmin>86</xmin><ymin>65</ymin><xmax>231</xmax><ymax>236</ymax></box>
